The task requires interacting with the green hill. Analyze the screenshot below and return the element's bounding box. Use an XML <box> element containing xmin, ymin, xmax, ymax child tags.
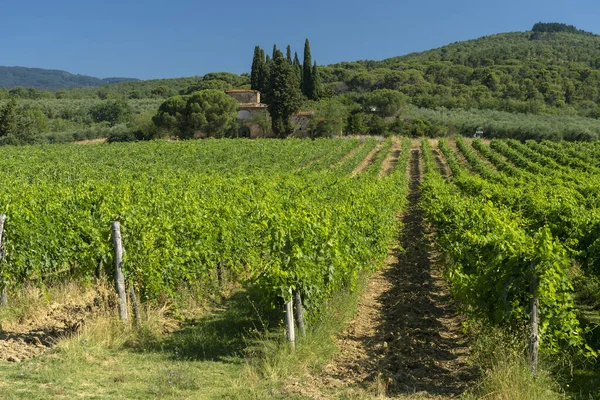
<box><xmin>318</xmin><ymin>24</ymin><xmax>600</xmax><ymax>119</ymax></box>
<box><xmin>50</xmin><ymin>22</ymin><xmax>600</xmax><ymax>121</ymax></box>
<box><xmin>4</xmin><ymin>22</ymin><xmax>600</xmax><ymax>143</ymax></box>
<box><xmin>0</xmin><ymin>66</ymin><xmax>138</xmax><ymax>89</ymax></box>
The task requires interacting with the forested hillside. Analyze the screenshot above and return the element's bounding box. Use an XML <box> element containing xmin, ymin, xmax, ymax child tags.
<box><xmin>321</xmin><ymin>25</ymin><xmax>600</xmax><ymax>118</ymax></box>
<box><xmin>3</xmin><ymin>22</ymin><xmax>600</xmax><ymax>143</ymax></box>
<box><xmin>0</xmin><ymin>66</ymin><xmax>138</xmax><ymax>89</ymax></box>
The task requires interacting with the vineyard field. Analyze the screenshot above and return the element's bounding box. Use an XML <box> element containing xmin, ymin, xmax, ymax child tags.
<box><xmin>0</xmin><ymin>137</ymin><xmax>410</xmax><ymax>318</ymax></box>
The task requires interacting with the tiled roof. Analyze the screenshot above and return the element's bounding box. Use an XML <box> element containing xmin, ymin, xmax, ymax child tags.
<box><xmin>239</xmin><ymin>103</ymin><xmax>267</xmax><ymax>108</ymax></box>
<box><xmin>225</xmin><ymin>89</ymin><xmax>258</xmax><ymax>93</ymax></box>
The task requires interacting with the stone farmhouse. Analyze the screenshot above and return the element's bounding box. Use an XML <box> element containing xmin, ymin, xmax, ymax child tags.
<box><xmin>225</xmin><ymin>89</ymin><xmax>314</xmax><ymax>138</ymax></box>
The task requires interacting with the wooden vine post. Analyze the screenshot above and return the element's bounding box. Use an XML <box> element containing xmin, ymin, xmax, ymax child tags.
<box><xmin>129</xmin><ymin>285</ymin><xmax>142</xmax><ymax>326</ymax></box>
<box><xmin>528</xmin><ymin>260</ymin><xmax>539</xmax><ymax>375</ymax></box>
<box><xmin>0</xmin><ymin>214</ymin><xmax>6</xmax><ymax>307</ymax></box>
<box><xmin>294</xmin><ymin>289</ymin><xmax>306</xmax><ymax>336</ymax></box>
<box><xmin>111</xmin><ymin>222</ymin><xmax>128</xmax><ymax>322</ymax></box>
<box><xmin>284</xmin><ymin>288</ymin><xmax>296</xmax><ymax>350</ymax></box>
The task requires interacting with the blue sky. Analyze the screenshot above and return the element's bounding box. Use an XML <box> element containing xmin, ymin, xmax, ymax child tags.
<box><xmin>1</xmin><ymin>0</ymin><xmax>599</xmax><ymax>80</ymax></box>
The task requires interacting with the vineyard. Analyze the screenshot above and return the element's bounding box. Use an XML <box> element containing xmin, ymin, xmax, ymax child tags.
<box><xmin>0</xmin><ymin>137</ymin><xmax>411</xmax><ymax>323</ymax></box>
<box><xmin>420</xmin><ymin>137</ymin><xmax>600</xmax><ymax>358</ymax></box>
<box><xmin>0</xmin><ymin>136</ymin><xmax>599</xmax><ymax>397</ymax></box>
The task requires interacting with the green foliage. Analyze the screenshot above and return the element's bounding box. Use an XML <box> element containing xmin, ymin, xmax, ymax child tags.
<box><xmin>302</xmin><ymin>39</ymin><xmax>313</xmax><ymax>98</ymax></box>
<box><xmin>310</xmin><ymin>62</ymin><xmax>323</xmax><ymax>101</ymax></box>
<box><xmin>420</xmin><ymin>139</ymin><xmax>589</xmax><ymax>356</ymax></box>
<box><xmin>532</xmin><ymin>22</ymin><xmax>591</xmax><ymax>35</ymax></box>
<box><xmin>317</xmin><ymin>27</ymin><xmax>600</xmax><ymax>122</ymax></box>
<box><xmin>250</xmin><ymin>46</ymin><xmax>264</xmax><ymax>91</ymax></box>
<box><xmin>345</xmin><ymin>112</ymin><xmax>367</xmax><ymax>134</ymax></box>
<box><xmin>182</xmin><ymin>80</ymin><xmax>232</xmax><ymax>94</ymax></box>
<box><xmin>265</xmin><ymin>50</ymin><xmax>303</xmax><ymax>137</ymax></box>
<box><xmin>367</xmin><ymin>114</ymin><xmax>387</xmax><ymax>136</ymax></box>
<box><xmin>89</xmin><ymin>99</ymin><xmax>132</xmax><ymax>127</ymax></box>
<box><xmin>153</xmin><ymin>90</ymin><xmax>238</xmax><ymax>139</ymax></box>
<box><xmin>404</xmin><ymin>105</ymin><xmax>600</xmax><ymax>140</ymax></box>
<box><xmin>186</xmin><ymin>90</ymin><xmax>239</xmax><ymax>138</ymax></box>
<box><xmin>0</xmin><ymin>99</ymin><xmax>41</xmax><ymax>145</ymax></box>
<box><xmin>0</xmin><ymin>138</ymin><xmax>409</xmax><ymax>323</ymax></box>
<box><xmin>365</xmin><ymin>89</ymin><xmax>407</xmax><ymax>117</ymax></box>
<box><xmin>152</xmin><ymin>95</ymin><xmax>189</xmax><ymax>137</ymax></box>
<box><xmin>309</xmin><ymin>98</ymin><xmax>348</xmax><ymax>137</ymax></box>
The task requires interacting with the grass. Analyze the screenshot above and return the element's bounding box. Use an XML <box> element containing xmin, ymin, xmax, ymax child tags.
<box><xmin>0</xmin><ymin>274</ymin><xmax>369</xmax><ymax>399</ymax></box>
<box><xmin>461</xmin><ymin>324</ymin><xmax>566</xmax><ymax>400</ymax></box>
<box><xmin>3</xmin><ymin>270</ymin><xmax>596</xmax><ymax>399</ymax></box>
<box><xmin>0</xmin><ymin>287</ymin><xmax>283</xmax><ymax>399</ymax></box>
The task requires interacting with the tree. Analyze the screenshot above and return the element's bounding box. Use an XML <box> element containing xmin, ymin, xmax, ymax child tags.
<box><xmin>251</xmin><ymin>46</ymin><xmax>264</xmax><ymax>91</ymax></box>
<box><xmin>346</xmin><ymin>112</ymin><xmax>367</xmax><ymax>134</ymax></box>
<box><xmin>309</xmin><ymin>98</ymin><xmax>348</xmax><ymax>137</ymax></box>
<box><xmin>286</xmin><ymin>45</ymin><xmax>292</xmax><ymax>64</ymax></box>
<box><xmin>302</xmin><ymin>39</ymin><xmax>313</xmax><ymax>97</ymax></box>
<box><xmin>183</xmin><ymin>80</ymin><xmax>232</xmax><ymax>94</ymax></box>
<box><xmin>366</xmin><ymin>89</ymin><xmax>407</xmax><ymax>117</ymax></box>
<box><xmin>0</xmin><ymin>99</ymin><xmax>39</xmax><ymax>145</ymax></box>
<box><xmin>151</xmin><ymin>85</ymin><xmax>177</xmax><ymax>98</ymax></box>
<box><xmin>310</xmin><ymin>61</ymin><xmax>323</xmax><ymax>100</ymax></box>
<box><xmin>186</xmin><ymin>90</ymin><xmax>239</xmax><ymax>138</ymax></box>
<box><xmin>89</xmin><ymin>99</ymin><xmax>132</xmax><ymax>127</ymax></box>
<box><xmin>152</xmin><ymin>95</ymin><xmax>189</xmax><ymax>137</ymax></box>
<box><xmin>265</xmin><ymin>49</ymin><xmax>303</xmax><ymax>137</ymax></box>
<box><xmin>258</xmin><ymin>49</ymin><xmax>268</xmax><ymax>93</ymax></box>
<box><xmin>153</xmin><ymin>90</ymin><xmax>238</xmax><ymax>139</ymax></box>
<box><xmin>293</xmin><ymin>52</ymin><xmax>302</xmax><ymax>83</ymax></box>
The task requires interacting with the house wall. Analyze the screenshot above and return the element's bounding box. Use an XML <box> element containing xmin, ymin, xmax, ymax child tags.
<box><xmin>227</xmin><ymin>91</ymin><xmax>260</xmax><ymax>104</ymax></box>
<box><xmin>239</xmin><ymin>107</ymin><xmax>275</xmax><ymax>138</ymax></box>
<box><xmin>291</xmin><ymin>115</ymin><xmax>313</xmax><ymax>137</ymax></box>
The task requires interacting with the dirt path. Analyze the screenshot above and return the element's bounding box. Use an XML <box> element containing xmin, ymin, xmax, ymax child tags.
<box><xmin>431</xmin><ymin>140</ymin><xmax>451</xmax><ymax>179</ymax></box>
<box><xmin>379</xmin><ymin>137</ymin><xmax>402</xmax><ymax>178</ymax></box>
<box><xmin>351</xmin><ymin>143</ymin><xmax>383</xmax><ymax>177</ymax></box>
<box><xmin>446</xmin><ymin>140</ymin><xmax>471</xmax><ymax>172</ymax></box>
<box><xmin>465</xmin><ymin>140</ymin><xmax>498</xmax><ymax>171</ymax></box>
<box><xmin>314</xmin><ymin>143</ymin><xmax>476</xmax><ymax>398</ymax></box>
<box><xmin>331</xmin><ymin>142</ymin><xmax>365</xmax><ymax>169</ymax></box>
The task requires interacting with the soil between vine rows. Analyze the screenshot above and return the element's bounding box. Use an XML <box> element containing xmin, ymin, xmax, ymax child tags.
<box><xmin>310</xmin><ymin>142</ymin><xmax>477</xmax><ymax>398</ymax></box>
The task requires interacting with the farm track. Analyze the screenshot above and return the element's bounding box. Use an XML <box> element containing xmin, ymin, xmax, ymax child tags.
<box><xmin>351</xmin><ymin>143</ymin><xmax>383</xmax><ymax>177</ymax></box>
<box><xmin>431</xmin><ymin>141</ymin><xmax>451</xmax><ymax>179</ymax></box>
<box><xmin>331</xmin><ymin>142</ymin><xmax>365</xmax><ymax>169</ymax></box>
<box><xmin>465</xmin><ymin>140</ymin><xmax>498</xmax><ymax>171</ymax></box>
<box><xmin>379</xmin><ymin>137</ymin><xmax>402</xmax><ymax>178</ymax></box>
<box><xmin>312</xmin><ymin>143</ymin><xmax>476</xmax><ymax>398</ymax></box>
<box><xmin>446</xmin><ymin>140</ymin><xmax>471</xmax><ymax>173</ymax></box>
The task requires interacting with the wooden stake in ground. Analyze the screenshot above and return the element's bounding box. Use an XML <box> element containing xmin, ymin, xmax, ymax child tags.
<box><xmin>285</xmin><ymin>290</ymin><xmax>296</xmax><ymax>350</ymax></box>
<box><xmin>0</xmin><ymin>214</ymin><xmax>6</xmax><ymax>307</ymax></box>
<box><xmin>111</xmin><ymin>222</ymin><xmax>128</xmax><ymax>322</ymax></box>
<box><xmin>529</xmin><ymin>260</ymin><xmax>539</xmax><ymax>375</ymax></box>
<box><xmin>129</xmin><ymin>285</ymin><xmax>142</xmax><ymax>326</ymax></box>
<box><xmin>294</xmin><ymin>289</ymin><xmax>306</xmax><ymax>336</ymax></box>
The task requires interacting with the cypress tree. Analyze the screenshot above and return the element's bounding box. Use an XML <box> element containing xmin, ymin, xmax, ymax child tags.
<box><xmin>310</xmin><ymin>61</ymin><xmax>322</xmax><ymax>100</ymax></box>
<box><xmin>272</xmin><ymin>44</ymin><xmax>278</xmax><ymax>60</ymax></box>
<box><xmin>293</xmin><ymin>52</ymin><xmax>302</xmax><ymax>86</ymax></box>
<box><xmin>250</xmin><ymin>46</ymin><xmax>264</xmax><ymax>91</ymax></box>
<box><xmin>302</xmin><ymin>39</ymin><xmax>313</xmax><ymax>97</ymax></box>
<box><xmin>265</xmin><ymin>49</ymin><xmax>302</xmax><ymax>138</ymax></box>
<box><xmin>286</xmin><ymin>45</ymin><xmax>292</xmax><ymax>64</ymax></box>
<box><xmin>257</xmin><ymin>49</ymin><xmax>267</xmax><ymax>93</ymax></box>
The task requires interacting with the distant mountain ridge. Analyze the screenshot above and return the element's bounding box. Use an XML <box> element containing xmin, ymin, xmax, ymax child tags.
<box><xmin>0</xmin><ymin>66</ymin><xmax>138</xmax><ymax>89</ymax></box>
